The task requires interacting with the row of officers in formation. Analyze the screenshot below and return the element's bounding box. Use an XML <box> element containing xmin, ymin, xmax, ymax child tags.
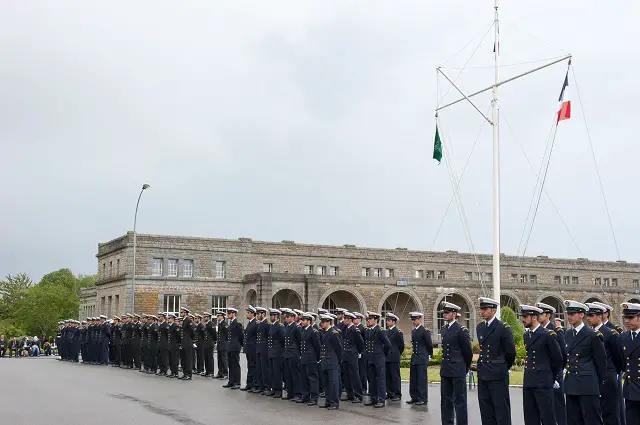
<box><xmin>55</xmin><ymin>298</ymin><xmax>640</xmax><ymax>425</ymax></box>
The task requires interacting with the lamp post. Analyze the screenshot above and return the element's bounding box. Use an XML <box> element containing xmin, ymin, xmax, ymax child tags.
<box><xmin>132</xmin><ymin>183</ymin><xmax>150</xmax><ymax>314</ymax></box>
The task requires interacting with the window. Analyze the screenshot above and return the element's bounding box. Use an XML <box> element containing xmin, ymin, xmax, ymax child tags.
<box><xmin>510</xmin><ymin>274</ymin><xmax>518</xmax><ymax>282</ymax></box>
<box><xmin>612</xmin><ymin>278</ymin><xmax>618</xmax><ymax>287</ymax></box>
<box><xmin>263</xmin><ymin>263</ymin><xmax>273</xmax><ymax>273</ymax></box>
<box><xmin>415</xmin><ymin>270</ymin><xmax>424</xmax><ymax>279</ymax></box>
<box><xmin>426</xmin><ymin>270</ymin><xmax>435</xmax><ymax>279</ymax></box>
<box><xmin>373</xmin><ymin>268</ymin><xmax>382</xmax><ymax>278</ymax></box>
<box><xmin>211</xmin><ymin>295</ymin><xmax>228</xmax><ymax>315</ymax></box>
<box><xmin>116</xmin><ymin>259</ymin><xmax>120</xmax><ymax>275</ymax></box>
<box><xmin>215</xmin><ymin>261</ymin><xmax>226</xmax><ymax>279</ymax></box>
<box><xmin>317</xmin><ymin>266</ymin><xmax>326</xmax><ymax>275</ymax></box>
<box><xmin>102</xmin><ymin>263</ymin><xmax>106</xmax><ymax>278</ymax></box>
<box><xmin>385</xmin><ymin>269</ymin><xmax>395</xmax><ymax>278</ymax></box>
<box><xmin>473</xmin><ymin>272</ymin><xmax>481</xmax><ymax>281</ymax></box>
<box><xmin>107</xmin><ymin>296</ymin><xmax>112</xmax><ymax>317</ymax></box>
<box><xmin>362</xmin><ymin>268</ymin><xmax>371</xmax><ymax>277</ymax></box>
<box><xmin>167</xmin><ymin>259</ymin><xmax>178</xmax><ymax>277</ymax></box>
<box><xmin>529</xmin><ymin>275</ymin><xmax>537</xmax><ymax>283</ymax></box>
<box><xmin>437</xmin><ymin>271</ymin><xmax>446</xmax><ymax>280</ymax></box>
<box><xmin>554</xmin><ymin>276</ymin><xmax>561</xmax><ymax>285</ymax></box>
<box><xmin>329</xmin><ymin>266</ymin><xmax>339</xmax><ymax>276</ymax></box>
<box><xmin>152</xmin><ymin>258</ymin><xmax>163</xmax><ymax>276</ymax></box>
<box><xmin>109</xmin><ymin>261</ymin><xmax>113</xmax><ymax>277</ymax></box>
<box><xmin>562</xmin><ymin>276</ymin><xmax>570</xmax><ymax>285</ymax></box>
<box><xmin>572</xmin><ymin>276</ymin><xmax>579</xmax><ymax>285</ymax></box>
<box><xmin>633</xmin><ymin>279</ymin><xmax>639</xmax><ymax>288</ymax></box>
<box><xmin>305</xmin><ymin>265</ymin><xmax>314</xmax><ymax>275</ymax></box>
<box><xmin>484</xmin><ymin>272</ymin><xmax>493</xmax><ymax>282</ymax></box>
<box><xmin>100</xmin><ymin>297</ymin><xmax>105</xmax><ymax>314</ymax></box>
<box><xmin>520</xmin><ymin>274</ymin><xmax>528</xmax><ymax>283</ymax></box>
<box><xmin>603</xmin><ymin>278</ymin><xmax>610</xmax><ymax>287</ymax></box>
<box><xmin>183</xmin><ymin>260</ymin><xmax>193</xmax><ymax>277</ymax></box>
<box><xmin>595</xmin><ymin>277</ymin><xmax>601</xmax><ymax>286</ymax></box>
<box><xmin>164</xmin><ymin>295</ymin><xmax>181</xmax><ymax>316</ymax></box>
<box><xmin>114</xmin><ymin>295</ymin><xmax>120</xmax><ymax>315</ymax></box>
<box><xmin>465</xmin><ymin>272</ymin><xmax>473</xmax><ymax>281</ymax></box>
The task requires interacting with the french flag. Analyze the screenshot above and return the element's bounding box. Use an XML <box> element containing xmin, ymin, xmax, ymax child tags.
<box><xmin>557</xmin><ymin>71</ymin><xmax>571</xmax><ymax>124</ymax></box>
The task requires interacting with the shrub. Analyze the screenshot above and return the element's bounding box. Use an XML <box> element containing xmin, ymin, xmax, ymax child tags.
<box><xmin>500</xmin><ymin>306</ymin><xmax>524</xmax><ymax>345</ymax></box>
<box><xmin>472</xmin><ymin>341</ymin><xmax>481</xmax><ymax>355</ymax></box>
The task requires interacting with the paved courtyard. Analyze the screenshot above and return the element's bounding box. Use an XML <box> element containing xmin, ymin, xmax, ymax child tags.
<box><xmin>1</xmin><ymin>357</ymin><xmax>525</xmax><ymax>425</ymax></box>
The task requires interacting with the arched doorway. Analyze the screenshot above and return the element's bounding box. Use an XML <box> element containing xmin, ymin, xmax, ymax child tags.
<box><xmin>500</xmin><ymin>294</ymin><xmax>520</xmax><ymax>312</ymax></box>
<box><xmin>585</xmin><ymin>296</ymin><xmax>604</xmax><ymax>304</ymax></box>
<box><xmin>321</xmin><ymin>290</ymin><xmax>362</xmax><ymax>315</ymax></box>
<box><xmin>272</xmin><ymin>289</ymin><xmax>302</xmax><ymax>310</ymax></box>
<box><xmin>627</xmin><ymin>298</ymin><xmax>640</xmax><ymax>303</ymax></box>
<box><xmin>539</xmin><ymin>295</ymin><xmax>565</xmax><ymax>323</ymax></box>
<box><xmin>436</xmin><ymin>293</ymin><xmax>474</xmax><ymax>338</ymax></box>
<box><xmin>246</xmin><ymin>289</ymin><xmax>257</xmax><ymax>309</ymax></box>
<box><xmin>380</xmin><ymin>291</ymin><xmax>419</xmax><ymax>334</ymax></box>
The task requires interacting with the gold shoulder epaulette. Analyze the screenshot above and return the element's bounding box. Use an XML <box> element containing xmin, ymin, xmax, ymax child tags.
<box><xmin>611</xmin><ymin>329</ymin><xmax>618</xmax><ymax>335</ymax></box>
<box><xmin>332</xmin><ymin>330</ymin><xmax>339</xmax><ymax>335</ymax></box>
<box><xmin>596</xmin><ymin>331</ymin><xmax>603</xmax><ymax>338</ymax></box>
<box><xmin>313</xmin><ymin>328</ymin><xmax>318</xmax><ymax>333</ymax></box>
<box><xmin>504</xmin><ymin>324</ymin><xmax>511</xmax><ymax>328</ymax></box>
<box><xmin>356</xmin><ymin>328</ymin><xmax>361</xmax><ymax>332</ymax></box>
<box><xmin>461</xmin><ymin>326</ymin><xmax>468</xmax><ymax>332</ymax></box>
<box><xmin>548</xmin><ymin>330</ymin><xmax>557</xmax><ymax>336</ymax></box>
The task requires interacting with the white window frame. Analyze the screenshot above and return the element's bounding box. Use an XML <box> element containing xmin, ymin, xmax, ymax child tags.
<box><xmin>385</xmin><ymin>268</ymin><xmax>395</xmax><ymax>278</ymax></box>
<box><xmin>317</xmin><ymin>266</ymin><xmax>326</xmax><ymax>275</ymax></box>
<box><xmin>603</xmin><ymin>278</ymin><xmax>610</xmax><ymax>286</ymax></box>
<box><xmin>373</xmin><ymin>268</ymin><xmax>382</xmax><ymax>278</ymax></box>
<box><xmin>164</xmin><ymin>294</ymin><xmax>181</xmax><ymax>316</ymax></box>
<box><xmin>215</xmin><ymin>261</ymin><xmax>226</xmax><ymax>279</ymax></box>
<box><xmin>520</xmin><ymin>274</ymin><xmax>528</xmax><ymax>283</ymax></box>
<box><xmin>152</xmin><ymin>258</ymin><xmax>163</xmax><ymax>276</ymax></box>
<box><xmin>362</xmin><ymin>268</ymin><xmax>371</xmax><ymax>277</ymax></box>
<box><xmin>529</xmin><ymin>274</ymin><xmax>537</xmax><ymax>283</ymax></box>
<box><xmin>611</xmin><ymin>278</ymin><xmax>618</xmax><ymax>287</ymax></box>
<box><xmin>263</xmin><ymin>263</ymin><xmax>273</xmax><ymax>273</ymax></box>
<box><xmin>183</xmin><ymin>260</ymin><xmax>193</xmax><ymax>277</ymax></box>
<box><xmin>426</xmin><ymin>270</ymin><xmax>435</xmax><ymax>279</ymax></box>
<box><xmin>415</xmin><ymin>270</ymin><xmax>424</xmax><ymax>279</ymax></box>
<box><xmin>167</xmin><ymin>259</ymin><xmax>178</xmax><ymax>277</ymax></box>
<box><xmin>437</xmin><ymin>271</ymin><xmax>445</xmax><ymax>280</ymax></box>
<box><xmin>305</xmin><ymin>265</ymin><xmax>314</xmax><ymax>275</ymax></box>
<box><xmin>572</xmin><ymin>276</ymin><xmax>579</xmax><ymax>285</ymax></box>
<box><xmin>595</xmin><ymin>277</ymin><xmax>601</xmax><ymax>286</ymax></box>
<box><xmin>329</xmin><ymin>266</ymin><xmax>338</xmax><ymax>276</ymax></box>
<box><xmin>211</xmin><ymin>295</ymin><xmax>228</xmax><ymax>315</ymax></box>
<box><xmin>633</xmin><ymin>279</ymin><xmax>639</xmax><ymax>288</ymax></box>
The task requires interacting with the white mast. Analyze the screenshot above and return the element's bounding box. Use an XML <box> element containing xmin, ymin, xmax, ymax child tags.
<box><xmin>492</xmin><ymin>0</ymin><xmax>501</xmax><ymax>309</ymax></box>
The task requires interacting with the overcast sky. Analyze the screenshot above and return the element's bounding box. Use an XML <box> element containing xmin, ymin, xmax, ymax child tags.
<box><xmin>1</xmin><ymin>1</ymin><xmax>638</xmax><ymax>282</ymax></box>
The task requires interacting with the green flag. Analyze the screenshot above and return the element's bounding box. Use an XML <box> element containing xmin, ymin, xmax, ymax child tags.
<box><xmin>433</xmin><ymin>125</ymin><xmax>443</xmax><ymax>163</ymax></box>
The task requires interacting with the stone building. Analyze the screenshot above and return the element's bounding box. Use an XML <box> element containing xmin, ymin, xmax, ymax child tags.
<box><xmin>82</xmin><ymin>232</ymin><xmax>640</xmax><ymax>341</ymax></box>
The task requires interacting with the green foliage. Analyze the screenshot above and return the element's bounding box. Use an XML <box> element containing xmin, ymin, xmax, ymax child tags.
<box><xmin>514</xmin><ymin>342</ymin><xmax>527</xmax><ymax>366</ymax></box>
<box><xmin>0</xmin><ymin>319</ymin><xmax>26</xmax><ymax>338</ymax></box>
<box><xmin>500</xmin><ymin>306</ymin><xmax>524</xmax><ymax>345</ymax></box>
<box><xmin>429</xmin><ymin>348</ymin><xmax>443</xmax><ymax>365</ymax></box>
<box><xmin>76</xmin><ymin>274</ymin><xmax>97</xmax><ymax>290</ymax></box>
<box><xmin>0</xmin><ymin>273</ymin><xmax>33</xmax><ymax>317</ymax></box>
<box><xmin>472</xmin><ymin>340</ymin><xmax>481</xmax><ymax>354</ymax></box>
<box><xmin>40</xmin><ymin>268</ymin><xmax>77</xmax><ymax>290</ymax></box>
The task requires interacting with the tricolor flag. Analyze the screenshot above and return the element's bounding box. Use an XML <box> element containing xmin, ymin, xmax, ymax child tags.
<box><xmin>557</xmin><ymin>71</ymin><xmax>571</xmax><ymax>124</ymax></box>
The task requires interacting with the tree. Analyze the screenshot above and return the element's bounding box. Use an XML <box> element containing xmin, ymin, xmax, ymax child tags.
<box><xmin>75</xmin><ymin>274</ymin><xmax>97</xmax><ymax>291</ymax></box>
<box><xmin>0</xmin><ymin>273</ymin><xmax>33</xmax><ymax>318</ymax></box>
<box><xmin>501</xmin><ymin>306</ymin><xmax>524</xmax><ymax>345</ymax></box>
<box><xmin>39</xmin><ymin>268</ymin><xmax>76</xmax><ymax>290</ymax></box>
<box><xmin>15</xmin><ymin>283</ymin><xmax>79</xmax><ymax>338</ymax></box>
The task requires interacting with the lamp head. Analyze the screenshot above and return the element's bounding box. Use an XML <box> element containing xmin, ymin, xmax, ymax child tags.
<box><xmin>142</xmin><ymin>184</ymin><xmax>150</xmax><ymax>190</ymax></box>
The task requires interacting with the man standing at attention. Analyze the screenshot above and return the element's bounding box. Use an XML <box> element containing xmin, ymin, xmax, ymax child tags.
<box><xmin>619</xmin><ymin>302</ymin><xmax>640</xmax><ymax>424</ymax></box>
<box><xmin>476</xmin><ymin>297</ymin><xmax>516</xmax><ymax>425</ymax></box>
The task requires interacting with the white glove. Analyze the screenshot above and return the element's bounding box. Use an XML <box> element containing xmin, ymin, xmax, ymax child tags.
<box><xmin>508</xmin><ymin>370</ymin><xmax>512</xmax><ymax>375</ymax></box>
<box><xmin>358</xmin><ymin>354</ymin><xmax>362</xmax><ymax>359</ymax></box>
<box><xmin>193</xmin><ymin>343</ymin><xmax>197</xmax><ymax>348</ymax></box>
<box><xmin>563</xmin><ymin>369</ymin><xmax>567</xmax><ymax>376</ymax></box>
<box><xmin>553</xmin><ymin>381</ymin><xmax>560</xmax><ymax>389</ymax></box>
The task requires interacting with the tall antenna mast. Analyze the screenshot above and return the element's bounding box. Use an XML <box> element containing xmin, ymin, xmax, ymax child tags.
<box><xmin>491</xmin><ymin>0</ymin><xmax>501</xmax><ymax>311</ymax></box>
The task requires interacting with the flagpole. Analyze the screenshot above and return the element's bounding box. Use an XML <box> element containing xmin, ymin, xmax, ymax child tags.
<box><xmin>492</xmin><ymin>0</ymin><xmax>501</xmax><ymax>315</ymax></box>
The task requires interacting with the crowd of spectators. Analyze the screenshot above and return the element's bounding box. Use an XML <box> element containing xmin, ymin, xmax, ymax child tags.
<box><xmin>0</xmin><ymin>334</ymin><xmax>54</xmax><ymax>358</ymax></box>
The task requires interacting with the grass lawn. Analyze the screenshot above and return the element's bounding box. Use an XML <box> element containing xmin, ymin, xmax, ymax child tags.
<box><xmin>400</xmin><ymin>366</ymin><xmax>524</xmax><ymax>386</ymax></box>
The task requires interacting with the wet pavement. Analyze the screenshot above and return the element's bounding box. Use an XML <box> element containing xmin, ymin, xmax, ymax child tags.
<box><xmin>0</xmin><ymin>357</ymin><xmax>525</xmax><ymax>424</ymax></box>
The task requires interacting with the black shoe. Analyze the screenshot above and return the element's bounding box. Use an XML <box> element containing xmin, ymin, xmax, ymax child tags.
<box><xmin>318</xmin><ymin>404</ymin><xmax>329</xmax><ymax>408</ymax></box>
<box><xmin>327</xmin><ymin>406</ymin><xmax>339</xmax><ymax>411</ymax></box>
<box><xmin>319</xmin><ymin>392</ymin><xmax>325</xmax><ymax>397</ymax></box>
<box><xmin>374</xmin><ymin>402</ymin><xmax>385</xmax><ymax>408</ymax></box>
<box><xmin>390</xmin><ymin>396</ymin><xmax>401</xmax><ymax>401</ymax></box>
<box><xmin>264</xmin><ymin>391</ymin><xmax>274</xmax><ymax>396</ymax></box>
<box><xmin>415</xmin><ymin>400</ymin><xmax>426</xmax><ymax>406</ymax></box>
<box><xmin>272</xmin><ymin>392</ymin><xmax>282</xmax><ymax>398</ymax></box>
<box><xmin>307</xmin><ymin>400</ymin><xmax>318</xmax><ymax>406</ymax></box>
<box><xmin>180</xmin><ymin>375</ymin><xmax>192</xmax><ymax>380</ymax></box>
<box><xmin>351</xmin><ymin>398</ymin><xmax>362</xmax><ymax>404</ymax></box>
<box><xmin>231</xmin><ymin>385</ymin><xmax>241</xmax><ymax>390</ymax></box>
<box><xmin>222</xmin><ymin>384</ymin><xmax>232</xmax><ymax>388</ymax></box>
<box><xmin>240</xmin><ymin>387</ymin><xmax>250</xmax><ymax>391</ymax></box>
<box><xmin>364</xmin><ymin>401</ymin><xmax>374</xmax><ymax>406</ymax></box>
<box><xmin>406</xmin><ymin>399</ymin><xmax>418</xmax><ymax>404</ymax></box>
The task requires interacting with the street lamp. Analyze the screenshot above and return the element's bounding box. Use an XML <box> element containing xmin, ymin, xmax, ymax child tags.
<box><xmin>132</xmin><ymin>183</ymin><xmax>150</xmax><ymax>314</ymax></box>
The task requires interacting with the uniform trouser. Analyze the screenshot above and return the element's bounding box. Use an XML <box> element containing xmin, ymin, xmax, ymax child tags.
<box><xmin>566</xmin><ymin>395</ymin><xmax>603</xmax><ymax>425</ymax></box>
<box><xmin>284</xmin><ymin>356</ymin><xmax>301</xmax><ymax>398</ymax></box>
<box><xmin>618</xmin><ymin>377</ymin><xmax>626</xmax><ymax>425</ymax></box>
<box><xmin>318</xmin><ymin>363</ymin><xmax>324</xmax><ymax>393</ymax></box>
<box><xmin>269</xmin><ymin>357</ymin><xmax>284</xmax><ymax>392</ymax></box>
<box><xmin>553</xmin><ymin>374</ymin><xmax>567</xmax><ymax>425</ymax></box>
<box><xmin>301</xmin><ymin>363</ymin><xmax>319</xmax><ymax>402</ymax></box>
<box><xmin>366</xmin><ymin>361</ymin><xmax>386</xmax><ymax>403</ymax></box>
<box><xmin>343</xmin><ymin>359</ymin><xmax>363</xmax><ymax>400</ymax></box>
<box><xmin>322</xmin><ymin>368</ymin><xmax>340</xmax><ymax>407</ymax></box>
<box><xmin>228</xmin><ymin>351</ymin><xmax>241</xmax><ymax>385</ymax></box>
<box><xmin>109</xmin><ymin>344</ymin><xmax>114</xmax><ymax>362</ymax></box>
<box><xmin>625</xmin><ymin>400</ymin><xmax>640</xmax><ymax>425</ymax></box>
<box><xmin>478</xmin><ymin>378</ymin><xmax>512</xmax><ymax>425</ymax></box>
<box><xmin>409</xmin><ymin>363</ymin><xmax>428</xmax><ymax>402</ymax></box>
<box><xmin>168</xmin><ymin>348</ymin><xmax>179</xmax><ymax>375</ymax></box>
<box><xmin>441</xmin><ymin>376</ymin><xmax>468</xmax><ymax>425</ymax></box>
<box><xmin>600</xmin><ymin>374</ymin><xmax>620</xmax><ymax>425</ymax></box>
<box><xmin>523</xmin><ymin>387</ymin><xmax>556</xmax><ymax>425</ymax></box>
<box><xmin>141</xmin><ymin>345</ymin><xmax>147</xmax><ymax>366</ymax></box>
<box><xmin>121</xmin><ymin>344</ymin><xmax>128</xmax><ymax>366</ymax></box>
<box><xmin>147</xmin><ymin>347</ymin><xmax>158</xmax><ymax>371</ymax></box>
<box><xmin>157</xmin><ymin>348</ymin><xmax>168</xmax><ymax>373</ymax></box>
<box><xmin>217</xmin><ymin>349</ymin><xmax>228</xmax><ymax>376</ymax></box>
<box><xmin>359</xmin><ymin>357</ymin><xmax>367</xmax><ymax>392</ymax></box>
<box><xmin>192</xmin><ymin>348</ymin><xmax>196</xmax><ymax>371</ymax></box>
<box><xmin>386</xmin><ymin>362</ymin><xmax>402</xmax><ymax>397</ymax></box>
<box><xmin>102</xmin><ymin>342</ymin><xmax>109</xmax><ymax>364</ymax></box>
<box><xmin>182</xmin><ymin>345</ymin><xmax>194</xmax><ymax>377</ymax></box>
<box><xmin>245</xmin><ymin>347</ymin><xmax>256</xmax><ymax>388</ymax></box>
<box><xmin>132</xmin><ymin>342</ymin><xmax>141</xmax><ymax>368</ymax></box>
<box><xmin>196</xmin><ymin>344</ymin><xmax>205</xmax><ymax>373</ymax></box>
<box><xmin>204</xmin><ymin>346</ymin><xmax>214</xmax><ymax>375</ymax></box>
<box><xmin>256</xmin><ymin>350</ymin><xmax>269</xmax><ymax>390</ymax></box>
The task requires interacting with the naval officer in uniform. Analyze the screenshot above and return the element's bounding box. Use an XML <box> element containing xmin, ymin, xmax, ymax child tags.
<box><xmin>440</xmin><ymin>301</ymin><xmax>473</xmax><ymax>425</ymax></box>
<box><xmin>319</xmin><ymin>314</ymin><xmax>343</xmax><ymax>410</ymax></box>
<box><xmin>476</xmin><ymin>297</ymin><xmax>516</xmax><ymax>425</ymax></box>
<box><xmin>364</xmin><ymin>311</ymin><xmax>392</xmax><ymax>408</ymax></box>
<box><xmin>619</xmin><ymin>302</ymin><xmax>640</xmax><ymax>424</ymax></box>
<box><xmin>519</xmin><ymin>304</ymin><xmax>563</xmax><ymax>425</ymax></box>
<box><xmin>563</xmin><ymin>300</ymin><xmax>606</xmax><ymax>425</ymax></box>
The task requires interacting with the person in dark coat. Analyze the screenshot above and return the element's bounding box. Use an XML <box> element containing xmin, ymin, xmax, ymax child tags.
<box><xmin>341</xmin><ymin>312</ymin><xmax>364</xmax><ymax>403</ymax></box>
<box><xmin>145</xmin><ymin>315</ymin><xmax>159</xmax><ymax>374</ymax></box>
<box><xmin>166</xmin><ymin>313</ymin><xmax>180</xmax><ymax>378</ymax></box>
<box><xmin>299</xmin><ymin>312</ymin><xmax>321</xmax><ymax>405</ymax></box>
<box><xmin>224</xmin><ymin>307</ymin><xmax>244</xmax><ymax>389</ymax></box>
<box><xmin>110</xmin><ymin>317</ymin><xmax>122</xmax><ymax>367</ymax></box>
<box><xmin>194</xmin><ymin>314</ymin><xmax>205</xmax><ymax>375</ymax></box>
<box><xmin>563</xmin><ymin>300</ymin><xmax>607</xmax><ymax>425</ymax></box>
<box><xmin>439</xmin><ymin>301</ymin><xmax>473</xmax><ymax>424</ymax></box>
<box><xmin>253</xmin><ymin>307</ymin><xmax>270</xmax><ymax>393</ymax></box>
<box><xmin>131</xmin><ymin>315</ymin><xmax>142</xmax><ymax>370</ymax></box>
<box><xmin>406</xmin><ymin>312</ymin><xmax>433</xmax><ymax>406</ymax></box>
<box><xmin>202</xmin><ymin>312</ymin><xmax>217</xmax><ymax>377</ymax></box>
<box><xmin>353</xmin><ymin>312</ymin><xmax>368</xmax><ymax>395</ymax></box>
<box><xmin>156</xmin><ymin>313</ymin><xmax>169</xmax><ymax>375</ymax></box>
<box><xmin>215</xmin><ymin>311</ymin><xmax>229</xmax><ymax>380</ymax></box>
<box><xmin>384</xmin><ymin>313</ymin><xmax>405</xmax><ymax>401</ymax></box>
<box><xmin>266</xmin><ymin>308</ymin><xmax>285</xmax><ymax>397</ymax></box>
<box><xmin>620</xmin><ymin>302</ymin><xmax>640</xmax><ymax>425</ymax></box>
<box><xmin>283</xmin><ymin>309</ymin><xmax>303</xmax><ymax>401</ymax></box>
<box><xmin>179</xmin><ymin>308</ymin><xmax>195</xmax><ymax>380</ymax></box>
<box><xmin>319</xmin><ymin>314</ymin><xmax>343</xmax><ymax>410</ymax></box>
<box><xmin>476</xmin><ymin>297</ymin><xmax>516</xmax><ymax>425</ymax></box>
<box><xmin>242</xmin><ymin>306</ymin><xmax>258</xmax><ymax>390</ymax></box>
<box><xmin>519</xmin><ymin>304</ymin><xmax>564</xmax><ymax>425</ymax></box>
<box><xmin>586</xmin><ymin>303</ymin><xmax>624</xmax><ymax>425</ymax></box>
<box><xmin>363</xmin><ymin>311</ymin><xmax>392</xmax><ymax>408</ymax></box>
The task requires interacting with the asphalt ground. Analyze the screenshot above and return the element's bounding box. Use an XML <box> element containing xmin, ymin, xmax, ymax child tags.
<box><xmin>0</xmin><ymin>356</ymin><xmax>525</xmax><ymax>425</ymax></box>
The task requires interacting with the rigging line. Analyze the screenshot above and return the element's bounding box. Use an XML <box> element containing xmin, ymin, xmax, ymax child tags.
<box><xmin>501</xmin><ymin>111</ymin><xmax>583</xmax><ymax>257</ymax></box>
<box><xmin>571</xmin><ymin>66</ymin><xmax>621</xmax><ymax>261</ymax></box>
<box><xmin>430</xmin><ymin>105</ymin><xmax>491</xmax><ymax>250</ymax></box>
<box><xmin>438</xmin><ymin>117</ymin><xmax>488</xmax><ymax>296</ymax></box>
<box><xmin>441</xmin><ymin>21</ymin><xmax>495</xmax><ymax>67</ymax></box>
<box><xmin>441</xmin><ymin>55</ymin><xmax>568</xmax><ymax>70</ymax></box>
<box><xmin>500</xmin><ymin>20</ymin><xmax>569</xmax><ymax>55</ymax></box>
<box><xmin>437</xmin><ymin>23</ymin><xmax>495</xmax><ymax>109</ymax></box>
<box><xmin>516</xmin><ymin>109</ymin><xmax>562</xmax><ymax>257</ymax></box>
